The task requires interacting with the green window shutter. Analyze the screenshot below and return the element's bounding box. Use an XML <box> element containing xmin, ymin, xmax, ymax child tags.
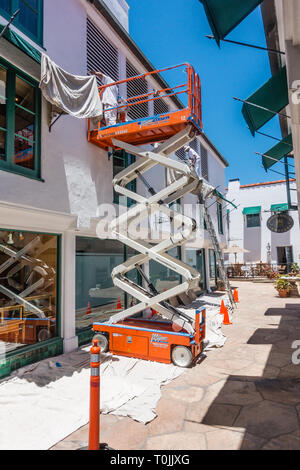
<box><xmin>270</xmin><ymin>203</ymin><xmax>289</xmax><ymax>212</ymax></box>
<box><xmin>262</xmin><ymin>134</ymin><xmax>293</xmax><ymax>171</ymax></box>
<box><xmin>242</xmin><ymin>66</ymin><xmax>289</xmax><ymax>136</ymax></box>
<box><xmin>243</xmin><ymin>206</ymin><xmax>261</xmax><ymax>215</ymax></box>
<box><xmin>199</xmin><ymin>0</ymin><xmax>263</xmax><ymax>45</ymax></box>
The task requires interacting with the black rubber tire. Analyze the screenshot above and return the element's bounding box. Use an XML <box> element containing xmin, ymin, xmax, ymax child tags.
<box><xmin>93</xmin><ymin>333</ymin><xmax>109</xmax><ymax>353</ymax></box>
<box><xmin>171</xmin><ymin>346</ymin><xmax>193</xmax><ymax>368</ymax></box>
<box><xmin>37</xmin><ymin>328</ymin><xmax>52</xmax><ymax>343</ymax></box>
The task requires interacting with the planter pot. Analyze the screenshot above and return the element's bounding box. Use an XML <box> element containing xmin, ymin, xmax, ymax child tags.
<box><xmin>277</xmin><ymin>289</ymin><xmax>290</xmax><ymax>298</ymax></box>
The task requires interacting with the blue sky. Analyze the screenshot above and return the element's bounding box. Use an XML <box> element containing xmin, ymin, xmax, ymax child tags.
<box><xmin>126</xmin><ymin>0</ymin><xmax>283</xmax><ymax>185</ymax></box>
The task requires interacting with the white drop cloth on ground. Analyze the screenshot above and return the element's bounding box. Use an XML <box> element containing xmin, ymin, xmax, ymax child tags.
<box><xmin>0</xmin><ymin>292</ymin><xmax>231</xmax><ymax>450</ymax></box>
<box><xmin>0</xmin><ymin>348</ymin><xmax>183</xmax><ymax>450</ymax></box>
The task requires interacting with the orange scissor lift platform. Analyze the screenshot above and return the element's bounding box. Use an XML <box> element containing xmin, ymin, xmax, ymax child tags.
<box><xmin>93</xmin><ymin>307</ymin><xmax>206</xmax><ymax>368</ymax></box>
<box><xmin>89</xmin><ymin>63</ymin><xmax>205</xmax><ymax>368</ymax></box>
<box><xmin>88</xmin><ymin>63</ymin><xmax>202</xmax><ymax>150</ymax></box>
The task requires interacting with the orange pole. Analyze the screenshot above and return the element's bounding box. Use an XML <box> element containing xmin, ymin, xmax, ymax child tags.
<box><xmin>88</xmin><ymin>339</ymin><xmax>101</xmax><ymax>451</ymax></box>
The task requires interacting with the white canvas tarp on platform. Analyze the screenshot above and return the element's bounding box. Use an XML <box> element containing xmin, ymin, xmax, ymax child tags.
<box><xmin>40</xmin><ymin>54</ymin><xmax>103</xmax><ymax>119</ymax></box>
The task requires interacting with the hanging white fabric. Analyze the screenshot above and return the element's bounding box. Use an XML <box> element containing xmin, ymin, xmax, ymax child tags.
<box><xmin>40</xmin><ymin>53</ymin><xmax>103</xmax><ymax>119</ymax></box>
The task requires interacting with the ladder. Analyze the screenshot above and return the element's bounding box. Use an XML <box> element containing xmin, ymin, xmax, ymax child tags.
<box><xmin>203</xmin><ymin>203</ymin><xmax>235</xmax><ymax>309</ymax></box>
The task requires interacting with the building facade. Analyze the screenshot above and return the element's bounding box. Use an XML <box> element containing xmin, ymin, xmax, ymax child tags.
<box><xmin>0</xmin><ymin>0</ymin><xmax>229</xmax><ymax>378</ymax></box>
<box><xmin>227</xmin><ymin>178</ymin><xmax>300</xmax><ymax>267</ymax></box>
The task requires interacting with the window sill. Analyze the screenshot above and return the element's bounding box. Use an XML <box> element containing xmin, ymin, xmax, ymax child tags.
<box><xmin>0</xmin><ymin>165</ymin><xmax>44</xmax><ymax>182</ymax></box>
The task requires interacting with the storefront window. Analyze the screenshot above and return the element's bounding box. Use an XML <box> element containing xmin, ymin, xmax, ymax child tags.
<box><xmin>185</xmin><ymin>248</ymin><xmax>206</xmax><ymax>291</ymax></box>
<box><xmin>150</xmin><ymin>246</ymin><xmax>182</xmax><ymax>293</ymax></box>
<box><xmin>209</xmin><ymin>249</ymin><xmax>217</xmax><ymax>288</ymax></box>
<box><xmin>0</xmin><ymin>231</ymin><xmax>59</xmax><ymax>356</ymax></box>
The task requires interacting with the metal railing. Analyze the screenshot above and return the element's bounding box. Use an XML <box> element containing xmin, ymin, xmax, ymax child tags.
<box><xmin>89</xmin><ymin>63</ymin><xmax>202</xmax><ymax>131</ymax></box>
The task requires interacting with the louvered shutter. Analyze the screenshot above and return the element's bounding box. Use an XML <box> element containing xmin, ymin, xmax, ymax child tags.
<box><xmin>200</xmin><ymin>144</ymin><xmax>209</xmax><ymax>180</ymax></box>
<box><xmin>87</xmin><ymin>18</ymin><xmax>119</xmax><ymax>83</ymax></box>
<box><xmin>126</xmin><ymin>60</ymin><xmax>149</xmax><ymax>120</ymax></box>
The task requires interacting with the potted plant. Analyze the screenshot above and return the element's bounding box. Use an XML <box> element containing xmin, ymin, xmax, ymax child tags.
<box><xmin>274</xmin><ymin>278</ymin><xmax>292</xmax><ymax>298</ymax></box>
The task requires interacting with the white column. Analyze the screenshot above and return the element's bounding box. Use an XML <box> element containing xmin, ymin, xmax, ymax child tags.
<box><xmin>61</xmin><ymin>231</ymin><xmax>78</xmax><ymax>353</ymax></box>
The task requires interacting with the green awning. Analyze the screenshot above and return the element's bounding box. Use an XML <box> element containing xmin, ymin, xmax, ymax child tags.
<box><xmin>243</xmin><ymin>206</ymin><xmax>261</xmax><ymax>215</ymax></box>
<box><xmin>262</xmin><ymin>134</ymin><xmax>293</xmax><ymax>171</ymax></box>
<box><xmin>242</xmin><ymin>66</ymin><xmax>288</xmax><ymax>136</ymax></box>
<box><xmin>270</xmin><ymin>203</ymin><xmax>289</xmax><ymax>212</ymax></box>
<box><xmin>215</xmin><ymin>190</ymin><xmax>238</xmax><ymax>209</ymax></box>
<box><xmin>0</xmin><ymin>23</ymin><xmax>41</xmax><ymax>64</ymax></box>
<box><xmin>200</xmin><ymin>0</ymin><xmax>263</xmax><ymax>45</ymax></box>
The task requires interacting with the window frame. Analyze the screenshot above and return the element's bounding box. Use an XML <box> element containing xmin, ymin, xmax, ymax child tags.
<box><xmin>0</xmin><ymin>0</ymin><xmax>44</xmax><ymax>45</ymax></box>
<box><xmin>0</xmin><ymin>56</ymin><xmax>42</xmax><ymax>180</ymax></box>
<box><xmin>217</xmin><ymin>201</ymin><xmax>224</xmax><ymax>235</ymax></box>
<box><xmin>246</xmin><ymin>213</ymin><xmax>261</xmax><ymax>228</ymax></box>
<box><xmin>112</xmin><ymin>150</ymin><xmax>136</xmax><ymax>207</ymax></box>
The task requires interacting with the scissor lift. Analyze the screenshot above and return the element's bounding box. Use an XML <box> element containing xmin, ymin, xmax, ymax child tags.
<box><xmin>89</xmin><ymin>63</ymin><xmax>230</xmax><ymax>367</ymax></box>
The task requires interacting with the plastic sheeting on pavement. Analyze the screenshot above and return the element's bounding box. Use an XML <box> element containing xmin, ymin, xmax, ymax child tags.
<box><xmin>0</xmin><ymin>348</ymin><xmax>184</xmax><ymax>450</ymax></box>
<box><xmin>0</xmin><ymin>292</ymin><xmax>231</xmax><ymax>450</ymax></box>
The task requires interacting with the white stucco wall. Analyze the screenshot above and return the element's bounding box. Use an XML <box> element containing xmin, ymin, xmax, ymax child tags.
<box><xmin>227</xmin><ymin>179</ymin><xmax>300</xmax><ymax>265</ymax></box>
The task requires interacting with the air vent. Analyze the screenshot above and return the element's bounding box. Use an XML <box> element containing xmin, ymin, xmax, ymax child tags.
<box><xmin>200</xmin><ymin>144</ymin><xmax>209</xmax><ymax>180</ymax></box>
<box><xmin>126</xmin><ymin>60</ymin><xmax>149</xmax><ymax>120</ymax></box>
<box><xmin>87</xmin><ymin>18</ymin><xmax>119</xmax><ymax>83</ymax></box>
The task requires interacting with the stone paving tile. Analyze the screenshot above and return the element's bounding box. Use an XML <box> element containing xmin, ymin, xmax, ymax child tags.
<box><xmin>145</xmin><ymin>432</ymin><xmax>207</xmax><ymax>450</ymax></box>
<box><xmin>262</xmin><ymin>433</ymin><xmax>300</xmax><ymax>450</ymax></box>
<box><xmin>205</xmin><ymin>428</ymin><xmax>245</xmax><ymax>450</ymax></box>
<box><xmin>213</xmin><ymin>380</ymin><xmax>263</xmax><ymax>407</ymax></box>
<box><xmin>148</xmin><ymin>397</ymin><xmax>186</xmax><ymax>437</ymax></box>
<box><xmin>255</xmin><ymin>378</ymin><xmax>300</xmax><ymax>405</ymax></box>
<box><xmin>100</xmin><ymin>418</ymin><xmax>148</xmax><ymax>450</ymax></box>
<box><xmin>162</xmin><ymin>386</ymin><xmax>204</xmax><ymax>403</ymax></box>
<box><xmin>201</xmin><ymin>403</ymin><xmax>241</xmax><ymax>427</ymax></box>
<box><xmin>235</xmin><ymin>400</ymin><xmax>299</xmax><ymax>440</ymax></box>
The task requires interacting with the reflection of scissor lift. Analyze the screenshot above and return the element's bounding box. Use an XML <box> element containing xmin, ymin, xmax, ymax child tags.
<box><xmin>91</xmin><ymin>64</ymin><xmax>233</xmax><ymax>367</ymax></box>
<box><xmin>0</xmin><ymin>237</ymin><xmax>56</xmax><ymax>345</ymax></box>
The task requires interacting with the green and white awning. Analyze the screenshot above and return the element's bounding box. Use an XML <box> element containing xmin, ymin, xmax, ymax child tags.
<box><xmin>243</xmin><ymin>206</ymin><xmax>261</xmax><ymax>215</ymax></box>
<box><xmin>0</xmin><ymin>23</ymin><xmax>41</xmax><ymax>64</ymax></box>
<box><xmin>262</xmin><ymin>134</ymin><xmax>293</xmax><ymax>171</ymax></box>
<box><xmin>242</xmin><ymin>66</ymin><xmax>289</xmax><ymax>135</ymax></box>
<box><xmin>200</xmin><ymin>0</ymin><xmax>263</xmax><ymax>45</ymax></box>
<box><xmin>270</xmin><ymin>203</ymin><xmax>289</xmax><ymax>212</ymax></box>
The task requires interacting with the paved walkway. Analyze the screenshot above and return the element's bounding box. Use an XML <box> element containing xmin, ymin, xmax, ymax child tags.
<box><xmin>52</xmin><ymin>281</ymin><xmax>300</xmax><ymax>450</ymax></box>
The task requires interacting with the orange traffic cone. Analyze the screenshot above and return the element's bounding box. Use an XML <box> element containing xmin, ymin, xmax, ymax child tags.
<box><xmin>86</xmin><ymin>302</ymin><xmax>92</xmax><ymax>315</ymax></box>
<box><xmin>116</xmin><ymin>298</ymin><xmax>122</xmax><ymax>310</ymax></box>
<box><xmin>233</xmin><ymin>288</ymin><xmax>239</xmax><ymax>303</ymax></box>
<box><xmin>152</xmin><ymin>308</ymin><xmax>157</xmax><ymax>316</ymax></box>
<box><xmin>219</xmin><ymin>299</ymin><xmax>227</xmax><ymax>315</ymax></box>
<box><xmin>223</xmin><ymin>306</ymin><xmax>232</xmax><ymax>325</ymax></box>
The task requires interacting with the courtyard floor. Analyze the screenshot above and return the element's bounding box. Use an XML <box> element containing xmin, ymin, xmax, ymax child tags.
<box><xmin>51</xmin><ymin>281</ymin><xmax>300</xmax><ymax>450</ymax></box>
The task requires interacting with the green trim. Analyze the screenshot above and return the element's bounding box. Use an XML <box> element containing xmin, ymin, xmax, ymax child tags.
<box><xmin>0</xmin><ymin>0</ymin><xmax>44</xmax><ymax>48</ymax></box>
<box><xmin>271</xmin><ymin>203</ymin><xmax>289</xmax><ymax>212</ymax></box>
<box><xmin>0</xmin><ymin>338</ymin><xmax>63</xmax><ymax>379</ymax></box>
<box><xmin>0</xmin><ymin>56</ymin><xmax>41</xmax><ymax>179</ymax></box>
<box><xmin>77</xmin><ymin>328</ymin><xmax>94</xmax><ymax>347</ymax></box>
<box><xmin>243</xmin><ymin>206</ymin><xmax>261</xmax><ymax>215</ymax></box>
<box><xmin>217</xmin><ymin>201</ymin><xmax>223</xmax><ymax>235</ymax></box>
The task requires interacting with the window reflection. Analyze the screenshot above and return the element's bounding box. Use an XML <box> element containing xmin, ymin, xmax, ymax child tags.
<box><xmin>0</xmin><ymin>66</ymin><xmax>7</xmax><ymax>161</ymax></box>
<box><xmin>14</xmin><ymin>76</ymin><xmax>35</xmax><ymax>170</ymax></box>
<box><xmin>150</xmin><ymin>247</ymin><xmax>182</xmax><ymax>293</ymax></box>
<box><xmin>0</xmin><ymin>231</ymin><xmax>58</xmax><ymax>355</ymax></box>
